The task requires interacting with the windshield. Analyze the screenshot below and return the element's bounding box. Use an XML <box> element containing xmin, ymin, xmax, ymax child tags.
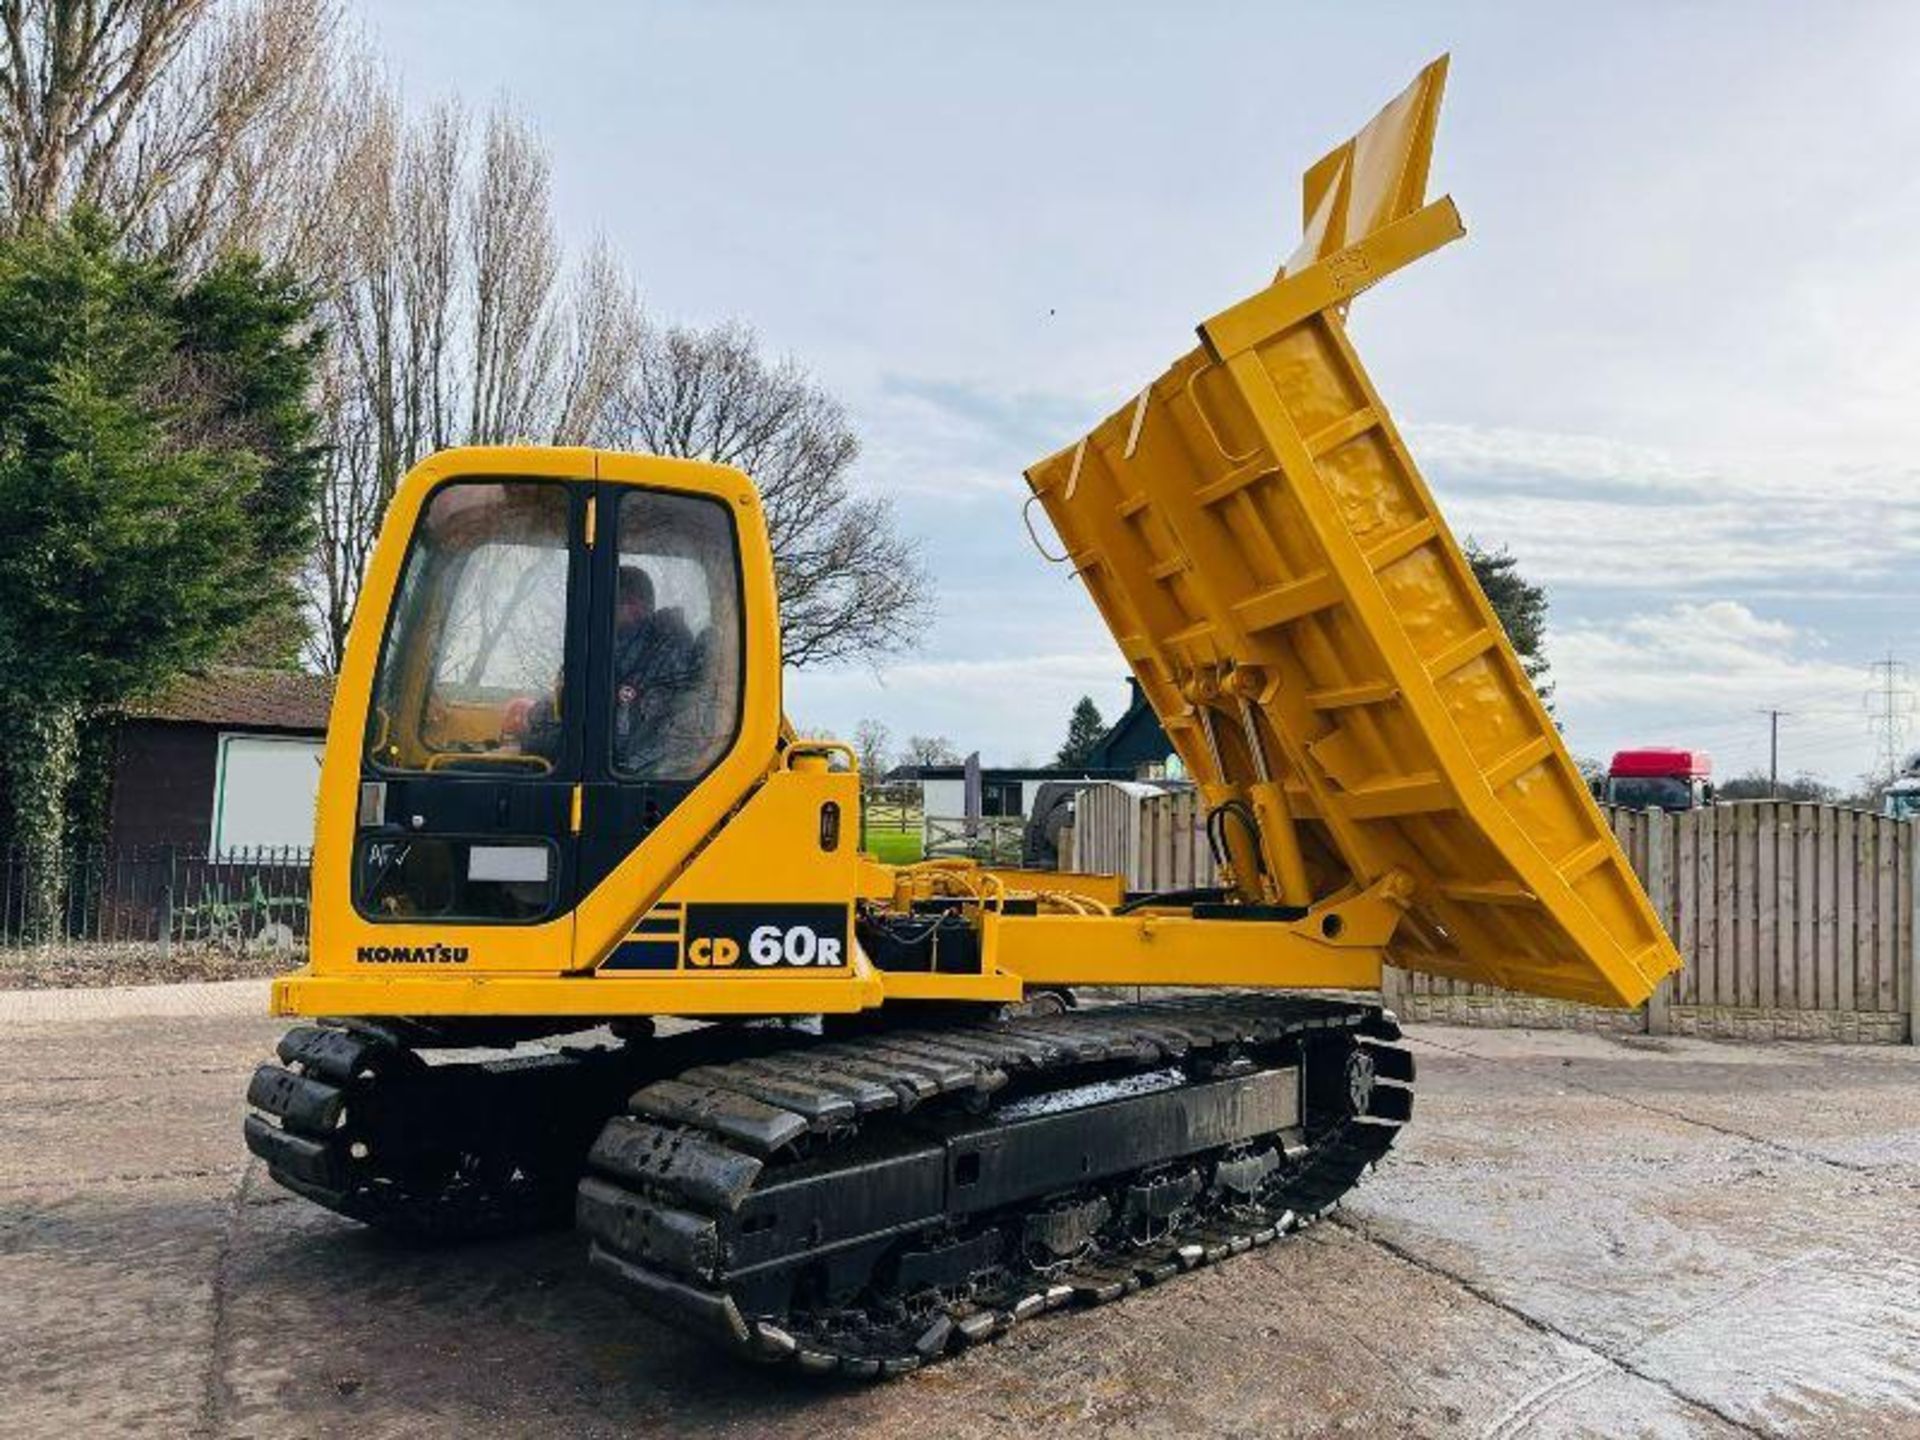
<box><xmin>1606</xmin><ymin>776</ymin><xmax>1694</xmax><ymax>811</ymax></box>
<box><xmin>1888</xmin><ymin>790</ymin><xmax>1920</xmax><ymax>821</ymax></box>
<box><xmin>366</xmin><ymin>481</ymin><xmax>572</xmax><ymax>775</ymax></box>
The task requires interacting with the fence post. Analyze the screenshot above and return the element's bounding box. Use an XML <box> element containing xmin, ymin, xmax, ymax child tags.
<box><xmin>158</xmin><ymin>844</ymin><xmax>175</xmax><ymax>961</ymax></box>
<box><xmin>1380</xmin><ymin>963</ymin><xmax>1407</xmax><ymax>1016</ymax></box>
<box><xmin>241</xmin><ymin>848</ymin><xmax>256</xmax><ymax>958</ymax></box>
<box><xmin>1909</xmin><ymin>820</ymin><xmax>1919</xmax><ymax>1046</ymax></box>
<box><xmin>1645</xmin><ymin>806</ymin><xmax>1671</xmax><ymax>1036</ymax></box>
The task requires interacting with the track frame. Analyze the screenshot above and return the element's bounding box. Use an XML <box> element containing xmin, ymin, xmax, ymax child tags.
<box><xmin>576</xmin><ymin>992</ymin><xmax>1413</xmax><ymax>1377</ymax></box>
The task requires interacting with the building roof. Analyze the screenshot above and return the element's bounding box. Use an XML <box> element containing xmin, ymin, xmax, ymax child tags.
<box><xmin>126</xmin><ymin>666</ymin><xmax>334</xmax><ymax>733</ymax></box>
<box><xmin>1088</xmin><ymin>677</ymin><xmax>1174</xmax><ymax>770</ymax></box>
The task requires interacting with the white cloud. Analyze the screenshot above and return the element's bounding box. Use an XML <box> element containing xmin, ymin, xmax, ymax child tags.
<box><xmin>854</xmin><ymin>374</ymin><xmax>1109</xmax><ymax>500</ymax></box>
<box><xmin>1552</xmin><ymin>601</ymin><xmax>1837</xmax><ymax>702</ymax></box>
<box><xmin>840</xmin><ymin>651</ymin><xmax>1122</xmax><ymax>695</ymax></box>
<box><xmin>1406</xmin><ymin>422</ymin><xmax>1714</xmax><ymax>495</ymax></box>
<box><xmin>1446</xmin><ymin>492</ymin><xmax>1899</xmax><ymax>588</ymax></box>
<box><xmin>1548</xmin><ymin>601</ymin><xmax>1880</xmax><ymax>779</ymax></box>
<box><xmin>1407</xmin><ymin>421</ymin><xmax>1920</xmax><ymax>590</ymax></box>
<box><xmin>1412</xmin><ymin>420</ymin><xmax>1920</xmax><ymax>505</ymax></box>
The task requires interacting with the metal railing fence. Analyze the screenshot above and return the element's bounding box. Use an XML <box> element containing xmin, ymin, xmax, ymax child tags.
<box><xmin>0</xmin><ymin>844</ymin><xmax>312</xmax><ymax>952</ymax></box>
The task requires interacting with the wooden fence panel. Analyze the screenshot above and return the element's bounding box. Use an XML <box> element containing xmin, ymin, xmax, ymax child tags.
<box><xmin>1720</xmin><ymin>814</ymin><xmax>1751</xmax><ymax>1013</ymax></box>
<box><xmin>1695</xmin><ymin>807</ymin><xmax>1714</xmax><ymax>1006</ymax></box>
<box><xmin>1181</xmin><ymin>791</ymin><xmax>1216</xmax><ymax>889</ymax></box>
<box><xmin>1069</xmin><ymin>785</ymin><xmax>1131</xmax><ymax>882</ymax></box>
<box><xmin>1879</xmin><ymin>817</ymin><xmax>1899</xmax><ymax>1014</ymax></box>
<box><xmin>1894</xmin><ymin>817</ymin><xmax>1907</xmax><ymax>1014</ymax></box>
<box><xmin>1674</xmin><ymin>809</ymin><xmax>1697</xmax><ymax>1005</ymax></box>
<box><xmin>1834</xmin><ymin>808</ymin><xmax>1851</xmax><ymax>1010</ymax></box>
<box><xmin>1817</xmin><ymin>806</ymin><xmax>1838</xmax><ymax>1010</ymax></box>
<box><xmin>1069</xmin><ymin>792</ymin><xmax>1915</xmax><ymax>1038</ymax></box>
<box><xmin>1852</xmin><ymin>812</ymin><xmax>1872</xmax><ymax>1012</ymax></box>
<box><xmin>1795</xmin><ymin>806</ymin><xmax>1817</xmax><ymax>1010</ymax></box>
<box><xmin>1755</xmin><ymin>805</ymin><xmax>1775</xmax><ymax>1010</ymax></box>
<box><xmin>1867</xmin><ymin>817</ymin><xmax>1883</xmax><ymax>1010</ymax></box>
<box><xmin>1896</xmin><ymin>821</ymin><xmax>1912</xmax><ymax>1029</ymax></box>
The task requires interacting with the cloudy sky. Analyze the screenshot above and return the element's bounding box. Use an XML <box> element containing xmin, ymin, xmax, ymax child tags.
<box><xmin>354</xmin><ymin>2</ymin><xmax>1920</xmax><ymax>784</ymax></box>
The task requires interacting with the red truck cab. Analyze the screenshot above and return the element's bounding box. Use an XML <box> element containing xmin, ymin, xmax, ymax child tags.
<box><xmin>1602</xmin><ymin>748</ymin><xmax>1714</xmax><ymax>811</ymax></box>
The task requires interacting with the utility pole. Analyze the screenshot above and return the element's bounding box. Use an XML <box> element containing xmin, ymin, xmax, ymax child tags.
<box><xmin>1757</xmin><ymin>707</ymin><xmax>1790</xmax><ymax>798</ymax></box>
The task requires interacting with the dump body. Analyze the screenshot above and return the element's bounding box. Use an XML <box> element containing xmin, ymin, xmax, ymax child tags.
<box><xmin>1027</xmin><ymin>61</ymin><xmax>1679</xmax><ymax>1007</ymax></box>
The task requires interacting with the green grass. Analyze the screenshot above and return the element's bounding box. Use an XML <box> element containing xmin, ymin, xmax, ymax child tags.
<box><xmin>862</xmin><ymin>830</ymin><xmax>924</xmax><ymax>865</ymax></box>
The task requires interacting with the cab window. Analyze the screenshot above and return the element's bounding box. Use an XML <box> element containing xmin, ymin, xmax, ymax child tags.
<box><xmin>609</xmin><ymin>490</ymin><xmax>743</xmax><ymax>781</ymax></box>
<box><xmin>367</xmin><ymin>481</ymin><xmax>573</xmax><ymax>775</ymax></box>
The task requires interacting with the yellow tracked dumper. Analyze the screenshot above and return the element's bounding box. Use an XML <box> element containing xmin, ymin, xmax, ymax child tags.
<box><xmin>245</xmin><ymin>58</ymin><xmax>1679</xmax><ymax>1376</ymax></box>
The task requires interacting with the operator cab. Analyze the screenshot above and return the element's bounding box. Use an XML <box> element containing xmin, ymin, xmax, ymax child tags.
<box><xmin>1600</xmin><ymin>748</ymin><xmax>1713</xmax><ymax>812</ymax></box>
<box><xmin>355</xmin><ymin>472</ymin><xmax>747</xmax><ymax>929</ymax></box>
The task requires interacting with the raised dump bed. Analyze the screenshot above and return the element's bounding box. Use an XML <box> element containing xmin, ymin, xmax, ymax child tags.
<box><xmin>1026</xmin><ymin>59</ymin><xmax>1679</xmax><ymax>1007</ymax></box>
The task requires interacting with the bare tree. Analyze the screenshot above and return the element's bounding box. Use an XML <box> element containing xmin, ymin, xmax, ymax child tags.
<box><xmin>0</xmin><ymin>0</ymin><xmax>342</xmax><ymax>266</ymax></box>
<box><xmin>606</xmin><ymin>322</ymin><xmax>932</xmax><ymax>669</ymax></box>
<box><xmin>902</xmin><ymin>735</ymin><xmax>960</xmax><ymax>768</ymax></box>
<box><xmin>465</xmin><ymin>106</ymin><xmax>560</xmax><ymax>443</ymax></box>
<box><xmin>0</xmin><ymin>0</ymin><xmax>212</xmax><ymax>225</ymax></box>
<box><xmin>553</xmin><ymin>237</ymin><xmax>643</xmax><ymax>445</ymax></box>
<box><xmin>301</xmin><ymin>95</ymin><xmax>643</xmax><ymax>668</ymax></box>
<box><xmin>852</xmin><ymin>717</ymin><xmax>892</xmax><ymax>788</ymax></box>
<box><xmin>305</xmin><ymin>90</ymin><xmax>445</xmax><ymax>668</ymax></box>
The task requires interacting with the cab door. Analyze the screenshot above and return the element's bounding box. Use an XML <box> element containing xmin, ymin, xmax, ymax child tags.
<box><xmin>353</xmin><ymin>476</ymin><xmax>589</xmax><ymax>952</ymax></box>
<box><xmin>576</xmin><ymin>480</ymin><xmax>751</xmax><ymax>897</ymax></box>
<box><xmin>569</xmin><ymin>456</ymin><xmax>784</xmax><ymax>971</ymax></box>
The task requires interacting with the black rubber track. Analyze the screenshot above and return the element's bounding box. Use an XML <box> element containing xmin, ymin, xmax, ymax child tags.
<box><xmin>244</xmin><ymin>1023</ymin><xmax>627</xmax><ymax>1240</ymax></box>
<box><xmin>577</xmin><ymin>992</ymin><xmax>1413</xmax><ymax>1378</ymax></box>
<box><xmin>244</xmin><ymin>1019</ymin><xmax>866</xmax><ymax>1242</ymax></box>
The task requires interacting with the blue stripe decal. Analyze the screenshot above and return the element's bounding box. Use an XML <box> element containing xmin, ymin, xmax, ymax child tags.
<box><xmin>603</xmin><ymin>940</ymin><xmax>680</xmax><ymax>972</ymax></box>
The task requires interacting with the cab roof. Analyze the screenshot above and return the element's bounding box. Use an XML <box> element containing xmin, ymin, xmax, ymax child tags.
<box><xmin>1609</xmin><ymin>748</ymin><xmax>1712</xmax><ymax>779</ymax></box>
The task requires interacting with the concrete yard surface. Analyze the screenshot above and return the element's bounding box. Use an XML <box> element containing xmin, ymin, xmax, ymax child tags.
<box><xmin>2</xmin><ymin>985</ymin><xmax>1917</xmax><ymax>1438</ymax></box>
